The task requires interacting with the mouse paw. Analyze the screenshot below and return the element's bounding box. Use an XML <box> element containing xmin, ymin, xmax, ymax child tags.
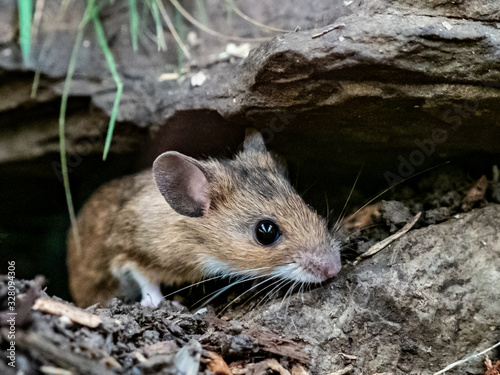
<box><xmin>140</xmin><ymin>283</ymin><xmax>164</xmax><ymax>308</ymax></box>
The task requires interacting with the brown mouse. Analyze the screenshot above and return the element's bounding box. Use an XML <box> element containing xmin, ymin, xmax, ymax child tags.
<box><xmin>67</xmin><ymin>129</ymin><xmax>341</xmax><ymax>308</ymax></box>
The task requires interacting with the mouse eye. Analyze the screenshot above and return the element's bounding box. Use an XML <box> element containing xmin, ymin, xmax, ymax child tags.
<box><xmin>254</xmin><ymin>219</ymin><xmax>281</xmax><ymax>246</ymax></box>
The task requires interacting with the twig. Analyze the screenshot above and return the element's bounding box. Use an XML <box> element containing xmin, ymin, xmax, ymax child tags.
<box><xmin>169</xmin><ymin>0</ymin><xmax>272</xmax><ymax>43</ymax></box>
<box><xmin>353</xmin><ymin>212</ymin><xmax>421</xmax><ymax>266</ymax></box>
<box><xmin>327</xmin><ymin>365</ymin><xmax>354</xmax><ymax>375</ymax></box>
<box><xmin>226</xmin><ymin>0</ymin><xmax>291</xmax><ymax>33</ymax></box>
<box><xmin>311</xmin><ymin>24</ymin><xmax>345</xmax><ymax>39</ymax></box>
<box><xmin>433</xmin><ymin>341</ymin><xmax>500</xmax><ymax>375</ymax></box>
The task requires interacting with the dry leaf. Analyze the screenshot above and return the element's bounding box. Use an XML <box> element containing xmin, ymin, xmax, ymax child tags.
<box><xmin>462</xmin><ymin>175</ymin><xmax>488</xmax><ymax>211</ymax></box>
<box><xmin>485</xmin><ymin>355</ymin><xmax>500</xmax><ymax>375</ymax></box>
<box><xmin>342</xmin><ymin>202</ymin><xmax>382</xmax><ymax>233</ymax></box>
<box><xmin>206</xmin><ymin>351</ymin><xmax>232</xmax><ymax>375</ymax></box>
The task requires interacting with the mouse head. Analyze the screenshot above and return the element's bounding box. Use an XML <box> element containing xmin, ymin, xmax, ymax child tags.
<box><xmin>153</xmin><ymin>129</ymin><xmax>341</xmax><ymax>284</ymax></box>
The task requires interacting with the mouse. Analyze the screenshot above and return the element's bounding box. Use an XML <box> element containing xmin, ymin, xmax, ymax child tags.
<box><xmin>67</xmin><ymin>129</ymin><xmax>342</xmax><ymax>308</ymax></box>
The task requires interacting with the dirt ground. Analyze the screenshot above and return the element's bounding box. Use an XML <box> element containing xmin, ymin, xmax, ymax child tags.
<box><xmin>1</xmin><ymin>164</ymin><xmax>499</xmax><ymax>375</ymax></box>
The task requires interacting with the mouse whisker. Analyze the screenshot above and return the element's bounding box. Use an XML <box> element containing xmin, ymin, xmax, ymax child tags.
<box><xmin>343</xmin><ymin>223</ymin><xmax>383</xmax><ymax>240</ymax></box>
<box><xmin>280</xmin><ymin>279</ymin><xmax>299</xmax><ymax>317</ymax></box>
<box><xmin>254</xmin><ymin>278</ymin><xmax>290</xmax><ymax>309</ymax></box>
<box><xmin>161</xmin><ymin>266</ymin><xmax>272</xmax><ymax>301</ymax></box>
<box><xmin>286</xmin><ymin>281</ymin><xmax>302</xmax><ymax>317</ymax></box>
<box><xmin>218</xmin><ymin>274</ymin><xmax>282</xmax><ymax>316</ymax></box>
<box><xmin>274</xmin><ymin>279</ymin><xmax>294</xmax><ymax>311</ymax></box>
<box><xmin>191</xmin><ymin>276</ymin><xmax>250</xmax><ymax>308</ymax></box>
<box><xmin>241</xmin><ymin>277</ymin><xmax>285</xmax><ymax>310</ymax></box>
<box><xmin>299</xmin><ymin>282</ymin><xmax>305</xmax><ymax>303</ymax></box>
<box><xmin>161</xmin><ymin>274</ymin><xmax>228</xmax><ymax>300</ymax></box>
<box><xmin>324</xmin><ymin>191</ymin><xmax>330</xmax><ymax>223</ymax></box>
<box><xmin>192</xmin><ymin>272</ymin><xmax>270</xmax><ymax>308</ymax></box>
<box><xmin>333</xmin><ymin>165</ymin><xmax>364</xmax><ymax>233</ymax></box>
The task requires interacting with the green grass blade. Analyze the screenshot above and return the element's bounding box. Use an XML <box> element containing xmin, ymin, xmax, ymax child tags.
<box><xmin>174</xmin><ymin>3</ymin><xmax>185</xmax><ymax>68</ymax></box>
<box><xmin>59</xmin><ymin>0</ymin><xmax>95</xmax><ymax>254</ymax></box>
<box><xmin>150</xmin><ymin>0</ymin><xmax>167</xmax><ymax>51</ymax></box>
<box><xmin>128</xmin><ymin>0</ymin><xmax>139</xmax><ymax>51</ymax></box>
<box><xmin>156</xmin><ymin>0</ymin><xmax>191</xmax><ymax>59</ymax></box>
<box><xmin>18</xmin><ymin>0</ymin><xmax>33</xmax><ymax>65</ymax></box>
<box><xmin>92</xmin><ymin>11</ymin><xmax>123</xmax><ymax>161</ymax></box>
<box><xmin>32</xmin><ymin>0</ymin><xmax>73</xmax><ymax>98</ymax></box>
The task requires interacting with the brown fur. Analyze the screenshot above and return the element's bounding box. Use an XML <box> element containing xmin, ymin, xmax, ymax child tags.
<box><xmin>67</xmin><ymin>131</ymin><xmax>341</xmax><ymax>307</ymax></box>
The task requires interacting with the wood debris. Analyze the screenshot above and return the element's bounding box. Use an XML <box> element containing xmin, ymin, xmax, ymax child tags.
<box><xmin>40</xmin><ymin>366</ymin><xmax>73</xmax><ymax>375</ymax></box>
<box><xmin>231</xmin><ymin>358</ymin><xmax>291</xmax><ymax>375</ymax></box>
<box><xmin>327</xmin><ymin>364</ymin><xmax>354</xmax><ymax>375</ymax></box>
<box><xmin>291</xmin><ymin>363</ymin><xmax>311</xmax><ymax>375</ymax></box>
<box><xmin>17</xmin><ymin>332</ymin><xmax>116</xmax><ymax>375</ymax></box>
<box><xmin>339</xmin><ymin>352</ymin><xmax>358</xmax><ymax>360</ymax></box>
<box><xmin>32</xmin><ymin>297</ymin><xmax>101</xmax><ymax>328</ymax></box>
<box><xmin>203</xmin><ymin>317</ymin><xmax>310</xmax><ymax>364</ymax></box>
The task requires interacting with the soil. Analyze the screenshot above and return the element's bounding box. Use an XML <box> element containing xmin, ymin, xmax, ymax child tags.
<box><xmin>1</xmin><ymin>164</ymin><xmax>499</xmax><ymax>375</ymax></box>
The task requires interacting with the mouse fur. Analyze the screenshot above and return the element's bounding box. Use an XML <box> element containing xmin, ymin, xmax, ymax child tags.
<box><xmin>67</xmin><ymin>129</ymin><xmax>341</xmax><ymax>307</ymax></box>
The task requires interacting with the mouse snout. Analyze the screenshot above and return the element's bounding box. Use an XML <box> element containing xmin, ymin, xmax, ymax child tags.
<box><xmin>296</xmin><ymin>249</ymin><xmax>341</xmax><ymax>283</ymax></box>
<box><xmin>320</xmin><ymin>258</ymin><xmax>341</xmax><ymax>279</ymax></box>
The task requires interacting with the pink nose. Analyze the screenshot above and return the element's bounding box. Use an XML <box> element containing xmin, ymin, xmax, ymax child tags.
<box><xmin>322</xmin><ymin>261</ymin><xmax>341</xmax><ymax>279</ymax></box>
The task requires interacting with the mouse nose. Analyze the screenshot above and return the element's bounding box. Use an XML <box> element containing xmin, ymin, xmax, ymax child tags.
<box><xmin>321</xmin><ymin>260</ymin><xmax>341</xmax><ymax>279</ymax></box>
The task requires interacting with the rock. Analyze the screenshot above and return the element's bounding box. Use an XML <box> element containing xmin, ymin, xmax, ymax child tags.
<box><xmin>2</xmin><ymin>0</ymin><xmax>499</xmax><ymax>174</ymax></box>
<box><xmin>235</xmin><ymin>204</ymin><xmax>500</xmax><ymax>374</ymax></box>
<box><xmin>1</xmin><ymin>0</ymin><xmax>499</xmax><ymax>349</ymax></box>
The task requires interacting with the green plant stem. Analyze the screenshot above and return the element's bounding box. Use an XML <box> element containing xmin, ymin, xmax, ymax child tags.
<box><xmin>32</xmin><ymin>0</ymin><xmax>73</xmax><ymax>98</ymax></box>
<box><xmin>128</xmin><ymin>0</ymin><xmax>139</xmax><ymax>51</ymax></box>
<box><xmin>92</xmin><ymin>11</ymin><xmax>123</xmax><ymax>161</ymax></box>
<box><xmin>150</xmin><ymin>0</ymin><xmax>167</xmax><ymax>51</ymax></box>
<box><xmin>156</xmin><ymin>0</ymin><xmax>190</xmax><ymax>59</ymax></box>
<box><xmin>59</xmin><ymin>0</ymin><xmax>95</xmax><ymax>254</ymax></box>
<box><xmin>174</xmin><ymin>3</ymin><xmax>185</xmax><ymax>68</ymax></box>
<box><xmin>18</xmin><ymin>0</ymin><xmax>33</xmax><ymax>65</ymax></box>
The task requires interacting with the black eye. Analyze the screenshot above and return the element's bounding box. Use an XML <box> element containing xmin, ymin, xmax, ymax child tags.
<box><xmin>254</xmin><ymin>219</ymin><xmax>281</xmax><ymax>246</ymax></box>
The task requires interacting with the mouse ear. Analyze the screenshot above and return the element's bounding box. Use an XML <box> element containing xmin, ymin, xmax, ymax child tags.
<box><xmin>243</xmin><ymin>128</ymin><xmax>267</xmax><ymax>153</ymax></box>
<box><xmin>153</xmin><ymin>151</ymin><xmax>210</xmax><ymax>218</ymax></box>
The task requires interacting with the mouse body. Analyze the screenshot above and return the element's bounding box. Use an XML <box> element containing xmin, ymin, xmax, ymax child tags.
<box><xmin>67</xmin><ymin>130</ymin><xmax>342</xmax><ymax>307</ymax></box>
